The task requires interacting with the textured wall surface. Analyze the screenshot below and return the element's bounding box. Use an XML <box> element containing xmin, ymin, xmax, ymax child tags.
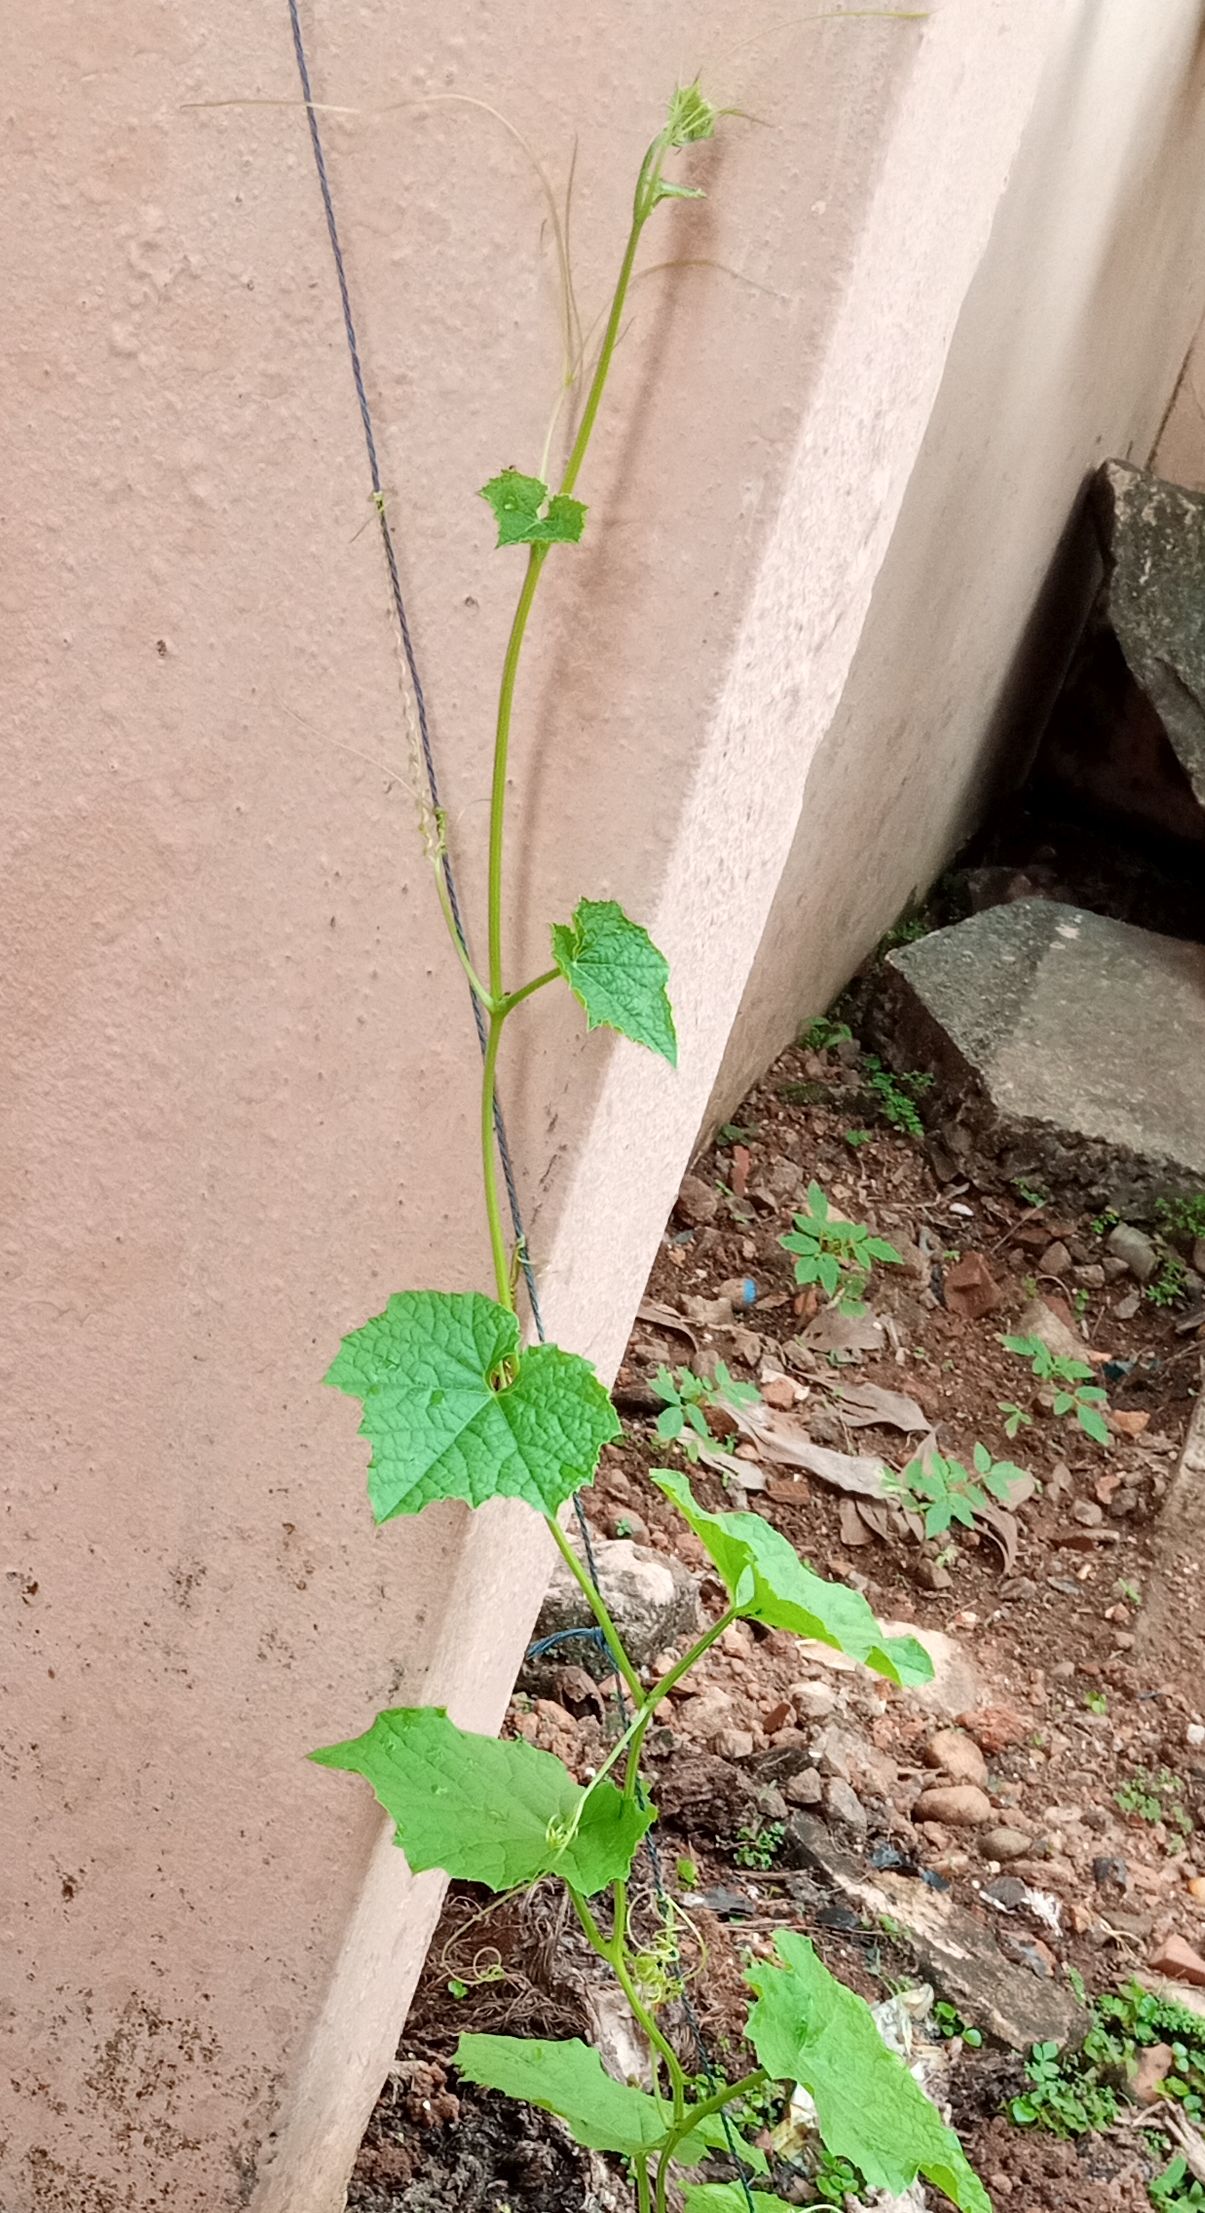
<box><xmin>3</xmin><ymin>2</ymin><xmax>1204</xmax><ymax>2209</ymax></box>
<box><xmin>715</xmin><ymin>0</ymin><xmax>1205</xmax><ymax>1113</ymax></box>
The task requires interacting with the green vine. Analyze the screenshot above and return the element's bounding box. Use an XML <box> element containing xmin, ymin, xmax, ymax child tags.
<box><xmin>313</xmin><ymin>85</ymin><xmax>987</xmax><ymax>2213</ymax></box>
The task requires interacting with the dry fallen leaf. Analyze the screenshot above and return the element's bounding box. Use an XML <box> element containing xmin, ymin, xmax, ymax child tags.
<box><xmin>636</xmin><ymin>1299</ymin><xmax>699</xmax><ymax>1349</ymax></box>
<box><xmin>800</xmin><ymin>1307</ymin><xmax>886</xmax><ymax>1357</ymax></box>
<box><xmin>694</xmin><ymin>1438</ymin><xmax>767</xmax><ymax>1492</ymax></box>
<box><xmin>730</xmin><ymin>1402</ymin><xmax>893</xmax><ymax>1498</ymax></box>
<box><xmin>825</xmin><ymin>1380</ymin><xmax>930</xmax><ymax>1434</ymax></box>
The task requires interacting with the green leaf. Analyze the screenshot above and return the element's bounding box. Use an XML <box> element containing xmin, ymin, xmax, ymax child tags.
<box><xmin>653</xmin><ymin>1469</ymin><xmax>933</xmax><ymax>1687</ymax></box>
<box><xmin>684</xmin><ymin>2192</ymin><xmax>798</xmax><ymax>2213</ymax></box>
<box><xmin>454</xmin><ymin>2036</ymin><xmax>759</xmax><ymax>2166</ymax></box>
<box><xmin>780</xmin><ymin>1228</ymin><xmax>819</xmax><ymax>1257</ymax></box>
<box><xmin>656</xmin><ymin>1405</ymin><xmax>685</xmax><ymax>1442</ymax></box>
<box><xmin>325</xmin><ymin>1290</ymin><xmax>620</xmax><ymax>1522</ymax></box>
<box><xmin>711</xmin><ymin>1360</ymin><xmax>760</xmax><ymax>1408</ymax></box>
<box><xmin>311</xmin><ymin>1707</ymin><xmax>652</xmax><ymax>1895</ymax></box>
<box><xmin>745</xmin><ymin>1934</ymin><xmax>991</xmax><ymax>2213</ymax></box>
<box><xmin>805</xmin><ymin>1182</ymin><xmax>830</xmax><ymax>1223</ymax></box>
<box><xmin>551</xmin><ymin>899</ymin><xmax>677</xmax><ymax>1065</ymax></box>
<box><xmin>480</xmin><ymin>469</ymin><xmax>586</xmax><ymax>548</ymax></box>
<box><xmin>1078</xmin><ymin>1402</ymin><xmax>1111</xmax><ymax>1447</ymax></box>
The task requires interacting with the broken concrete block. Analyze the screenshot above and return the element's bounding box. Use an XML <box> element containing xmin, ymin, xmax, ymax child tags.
<box><xmin>884</xmin><ymin>900</ymin><xmax>1205</xmax><ymax>1212</ymax></box>
<box><xmin>1094</xmin><ymin>459</ymin><xmax>1205</xmax><ymax>813</ymax></box>
<box><xmin>785</xmin><ymin>1817</ymin><xmax>1085</xmax><ymax>2051</ymax></box>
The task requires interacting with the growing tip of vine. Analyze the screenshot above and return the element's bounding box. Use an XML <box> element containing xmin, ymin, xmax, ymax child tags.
<box><xmin>666</xmin><ymin>81</ymin><xmax>721</xmax><ymax>148</ymax></box>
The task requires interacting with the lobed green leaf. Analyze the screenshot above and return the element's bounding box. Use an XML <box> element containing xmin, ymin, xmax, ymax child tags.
<box><xmin>311</xmin><ymin>1706</ymin><xmax>653</xmax><ymax>1895</ymax></box>
<box><xmin>480</xmin><ymin>468</ymin><xmax>586</xmax><ymax>547</ymax></box>
<box><xmin>745</xmin><ymin>1934</ymin><xmax>990</xmax><ymax>2213</ymax></box>
<box><xmin>454</xmin><ymin>2036</ymin><xmax>763</xmax><ymax>2167</ymax></box>
<box><xmin>653</xmin><ymin>1469</ymin><xmax>932</xmax><ymax>1687</ymax></box>
<box><xmin>325</xmin><ymin>1289</ymin><xmax>620</xmax><ymax>1522</ymax></box>
<box><xmin>551</xmin><ymin>898</ymin><xmax>677</xmax><ymax>1065</ymax></box>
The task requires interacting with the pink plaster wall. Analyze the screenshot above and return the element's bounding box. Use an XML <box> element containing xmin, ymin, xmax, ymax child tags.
<box><xmin>715</xmin><ymin>0</ymin><xmax>1205</xmax><ymax>1112</ymax></box>
<box><xmin>4</xmin><ymin>4</ymin><xmax>1204</xmax><ymax>2210</ymax></box>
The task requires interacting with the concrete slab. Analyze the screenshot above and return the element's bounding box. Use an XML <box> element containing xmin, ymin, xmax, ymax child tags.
<box><xmin>1095</xmin><ymin>459</ymin><xmax>1205</xmax><ymax>810</ymax></box>
<box><xmin>884</xmin><ymin>901</ymin><xmax>1205</xmax><ymax>1212</ymax></box>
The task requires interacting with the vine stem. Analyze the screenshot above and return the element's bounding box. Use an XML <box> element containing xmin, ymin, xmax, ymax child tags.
<box><xmin>618</xmin><ymin>1607</ymin><xmax>737</xmax><ymax>1800</ymax></box>
<box><xmin>652</xmin><ymin>2070</ymin><xmax>767</xmax><ymax>2213</ymax></box>
<box><xmin>476</xmin><ymin>125</ymin><xmax>674</xmax><ymax>1289</ymax></box>
<box><xmin>480</xmin><ymin>1011</ymin><xmax>511</xmax><ymax>1308</ymax></box>
<box><xmin>544</xmin><ymin>1514</ymin><xmax>646</xmax><ymax>1705</ymax></box>
<box><xmin>498</xmin><ymin>967</ymin><xmax>559</xmax><ymax>1016</ymax></box>
<box><xmin>554</xmin><ymin>1602</ymin><xmax>740</xmax><ymax>1834</ymax></box>
<box><xmin>486</xmin><ymin>545</ymin><xmax>547</xmax><ymax>1006</ymax></box>
<box><xmin>568</xmin><ymin>1887</ymin><xmax>687</xmax><ymax>2109</ymax></box>
<box><xmin>635</xmin><ymin>2154</ymin><xmax>653</xmax><ymax>2213</ymax></box>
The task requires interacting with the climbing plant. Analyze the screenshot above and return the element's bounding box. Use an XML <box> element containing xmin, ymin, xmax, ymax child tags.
<box><xmin>314</xmin><ymin>86</ymin><xmax>988</xmax><ymax>2213</ymax></box>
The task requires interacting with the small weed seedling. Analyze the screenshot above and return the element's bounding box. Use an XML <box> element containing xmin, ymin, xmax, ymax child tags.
<box><xmin>811</xmin><ymin>2148</ymin><xmax>866</xmax><ymax>2204</ymax></box>
<box><xmin>1002</xmin><ymin>1333</ymin><xmax>1110</xmax><ymax>1445</ymax></box>
<box><xmin>889</xmin><ymin>1444</ymin><xmax>1026</xmax><ymax>1539</ymax></box>
<box><xmin>1115</xmin><ymin>1768</ymin><xmax>1193</xmax><ymax>1840</ymax></box>
<box><xmin>1156</xmin><ymin>1192</ymin><xmax>1205</xmax><ymax>1243</ymax></box>
<box><xmin>1009</xmin><ymin>2039</ymin><xmax>1119</xmax><ymax>2136</ymax></box>
<box><xmin>308</xmin><ymin>84</ymin><xmax>987</xmax><ymax>2213</ymax></box>
<box><xmin>878</xmin><ymin>911</ymin><xmax>929</xmax><ymax>952</ymax></box>
<box><xmin>843</xmin><ymin>1126</ymin><xmax>874</xmax><ymax>1149</ymax></box>
<box><xmin>1083</xmin><ymin>1689</ymin><xmax>1109</xmax><ymax>1717</ymax></box>
<box><xmin>1152</xmin><ymin>2155</ymin><xmax>1205</xmax><ymax>2211</ymax></box>
<box><xmin>998</xmin><ymin>1400</ymin><xmax>1034</xmax><ymax>1442</ymax></box>
<box><xmin>733</xmin><ymin>1820</ymin><xmax>786</xmax><ymax>1871</ymax></box>
<box><xmin>1009</xmin><ymin>1978</ymin><xmax>1205</xmax><ymax>2198</ymax></box>
<box><xmin>1012</xmin><ymin>1179</ymin><xmax>1049</xmax><ymax>1211</ymax></box>
<box><xmin>860</xmin><ymin>1053</ymin><xmax>933</xmax><ymax>1139</ymax></box>
<box><xmin>932</xmin><ymin>2002</ymin><xmax>982</xmax><ymax>2050</ymax></box>
<box><xmin>800</xmin><ymin>1016</ymin><xmax>853</xmax><ymax>1052</ymax></box>
<box><xmin>780</xmin><ymin>1182</ymin><xmax>902</xmax><ymax>1313</ymax></box>
<box><xmin>1147</xmin><ymin>1252</ymin><xmax>1191</xmax><ymax>1308</ymax></box>
<box><xmin>652</xmin><ymin>1361</ymin><xmax>760</xmax><ymax>1463</ymax></box>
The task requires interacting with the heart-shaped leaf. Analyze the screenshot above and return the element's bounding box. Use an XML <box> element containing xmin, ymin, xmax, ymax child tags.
<box><xmin>551</xmin><ymin>899</ymin><xmax>677</xmax><ymax>1065</ymax></box>
<box><xmin>311</xmin><ymin>1707</ymin><xmax>652</xmax><ymax>1895</ymax></box>
<box><xmin>325</xmin><ymin>1290</ymin><xmax>620</xmax><ymax>1522</ymax></box>
<box><xmin>480</xmin><ymin>469</ymin><xmax>586</xmax><ymax>547</ymax></box>
<box><xmin>654</xmin><ymin>1469</ymin><xmax>932</xmax><ymax>1687</ymax></box>
<box><xmin>745</xmin><ymin>1934</ymin><xmax>990</xmax><ymax>2213</ymax></box>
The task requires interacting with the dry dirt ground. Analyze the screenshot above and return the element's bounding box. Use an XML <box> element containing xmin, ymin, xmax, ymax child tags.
<box><xmin>350</xmin><ymin>999</ymin><xmax>1205</xmax><ymax>2213</ymax></box>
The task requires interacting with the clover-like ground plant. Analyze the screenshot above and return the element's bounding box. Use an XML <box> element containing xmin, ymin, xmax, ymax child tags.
<box><xmin>313</xmin><ymin>87</ymin><xmax>989</xmax><ymax>2213</ymax></box>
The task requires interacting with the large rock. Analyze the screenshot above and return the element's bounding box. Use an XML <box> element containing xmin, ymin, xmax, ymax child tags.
<box><xmin>524</xmin><ymin>1530</ymin><xmax>699</xmax><ymax>1683</ymax></box>
<box><xmin>786</xmin><ymin>1818</ymin><xmax>1085</xmax><ymax>2052</ymax></box>
<box><xmin>1094</xmin><ymin>460</ymin><xmax>1205</xmax><ymax>813</ymax></box>
<box><xmin>884</xmin><ymin>900</ymin><xmax>1205</xmax><ymax>1211</ymax></box>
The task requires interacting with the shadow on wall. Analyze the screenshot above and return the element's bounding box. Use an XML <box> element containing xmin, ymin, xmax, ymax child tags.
<box><xmin>711</xmin><ymin>0</ymin><xmax>1205</xmax><ymax>1125</ymax></box>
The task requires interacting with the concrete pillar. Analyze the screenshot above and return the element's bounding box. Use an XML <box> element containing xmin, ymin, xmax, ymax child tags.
<box><xmin>3</xmin><ymin>4</ymin><xmax>1204</xmax><ymax>2209</ymax></box>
